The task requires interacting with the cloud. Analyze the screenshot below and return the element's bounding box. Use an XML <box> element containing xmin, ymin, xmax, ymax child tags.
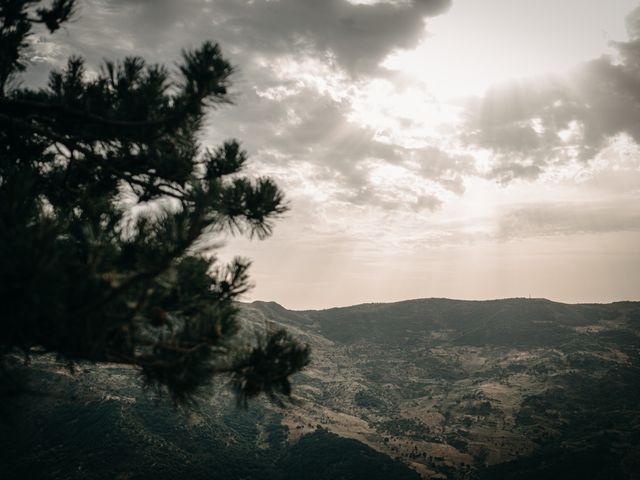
<box><xmin>464</xmin><ymin>5</ymin><xmax>640</xmax><ymax>183</ymax></box>
<box><xmin>497</xmin><ymin>201</ymin><xmax>640</xmax><ymax>239</ymax></box>
<box><xmin>409</xmin><ymin>147</ymin><xmax>476</xmax><ymax>194</ymax></box>
<box><xmin>210</xmin><ymin>0</ymin><xmax>451</xmax><ymax>76</ymax></box>
<box><xmin>37</xmin><ymin>0</ymin><xmax>450</xmax><ymax>77</ymax></box>
<box><xmin>204</xmin><ymin>78</ymin><xmax>473</xmax><ymax>210</ymax></box>
<box><xmin>23</xmin><ymin>0</ymin><xmax>464</xmax><ymax>212</ymax></box>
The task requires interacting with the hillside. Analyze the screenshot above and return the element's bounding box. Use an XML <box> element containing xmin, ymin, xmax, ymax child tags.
<box><xmin>234</xmin><ymin>298</ymin><xmax>640</xmax><ymax>479</ymax></box>
<box><xmin>2</xmin><ymin>298</ymin><xmax>639</xmax><ymax>479</ymax></box>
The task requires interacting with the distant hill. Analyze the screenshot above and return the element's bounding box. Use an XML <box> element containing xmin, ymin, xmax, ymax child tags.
<box><xmin>2</xmin><ymin>298</ymin><xmax>639</xmax><ymax>479</ymax></box>
<box><xmin>286</xmin><ymin>297</ymin><xmax>637</xmax><ymax>345</ymax></box>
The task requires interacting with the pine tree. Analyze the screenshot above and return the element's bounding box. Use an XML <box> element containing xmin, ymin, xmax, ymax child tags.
<box><xmin>0</xmin><ymin>0</ymin><xmax>310</xmax><ymax>405</ymax></box>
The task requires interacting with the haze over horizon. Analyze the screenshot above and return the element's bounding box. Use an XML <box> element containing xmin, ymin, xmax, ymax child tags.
<box><xmin>27</xmin><ymin>0</ymin><xmax>640</xmax><ymax>310</ymax></box>
<box><xmin>247</xmin><ymin>295</ymin><xmax>640</xmax><ymax>313</ymax></box>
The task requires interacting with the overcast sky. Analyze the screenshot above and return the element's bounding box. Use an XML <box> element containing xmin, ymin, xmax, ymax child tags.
<box><xmin>28</xmin><ymin>0</ymin><xmax>640</xmax><ymax>309</ymax></box>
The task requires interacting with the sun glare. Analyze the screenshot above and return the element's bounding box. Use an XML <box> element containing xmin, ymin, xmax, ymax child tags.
<box><xmin>383</xmin><ymin>0</ymin><xmax>634</xmax><ymax>99</ymax></box>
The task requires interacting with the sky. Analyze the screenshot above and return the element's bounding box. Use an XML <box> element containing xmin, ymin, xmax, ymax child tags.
<box><xmin>27</xmin><ymin>0</ymin><xmax>640</xmax><ymax>309</ymax></box>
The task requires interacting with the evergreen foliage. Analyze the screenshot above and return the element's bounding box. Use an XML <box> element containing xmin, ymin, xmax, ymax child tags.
<box><xmin>0</xmin><ymin>0</ymin><xmax>310</xmax><ymax>404</ymax></box>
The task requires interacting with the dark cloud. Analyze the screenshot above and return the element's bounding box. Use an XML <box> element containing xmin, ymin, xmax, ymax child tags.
<box><xmin>465</xmin><ymin>5</ymin><xmax>640</xmax><ymax>183</ymax></box>
<box><xmin>211</xmin><ymin>0</ymin><xmax>451</xmax><ymax>75</ymax></box>
<box><xmin>34</xmin><ymin>0</ymin><xmax>450</xmax><ymax>77</ymax></box>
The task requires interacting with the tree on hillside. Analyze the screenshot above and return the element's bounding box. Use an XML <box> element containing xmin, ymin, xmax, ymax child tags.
<box><xmin>0</xmin><ymin>0</ymin><xmax>310</xmax><ymax>405</ymax></box>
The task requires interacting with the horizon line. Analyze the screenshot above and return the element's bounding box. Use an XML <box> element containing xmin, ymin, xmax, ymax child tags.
<box><xmin>241</xmin><ymin>295</ymin><xmax>640</xmax><ymax>312</ymax></box>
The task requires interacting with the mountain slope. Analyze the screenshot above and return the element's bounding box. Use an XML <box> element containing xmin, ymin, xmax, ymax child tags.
<box><xmin>1</xmin><ymin>298</ymin><xmax>639</xmax><ymax>479</ymax></box>
<box><xmin>245</xmin><ymin>298</ymin><xmax>640</xmax><ymax>479</ymax></box>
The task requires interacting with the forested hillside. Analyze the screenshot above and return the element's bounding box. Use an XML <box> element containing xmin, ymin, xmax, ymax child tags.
<box><xmin>2</xmin><ymin>298</ymin><xmax>639</xmax><ymax>479</ymax></box>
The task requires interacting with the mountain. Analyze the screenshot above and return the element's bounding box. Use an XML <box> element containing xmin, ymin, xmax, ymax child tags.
<box><xmin>1</xmin><ymin>298</ymin><xmax>639</xmax><ymax>479</ymax></box>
